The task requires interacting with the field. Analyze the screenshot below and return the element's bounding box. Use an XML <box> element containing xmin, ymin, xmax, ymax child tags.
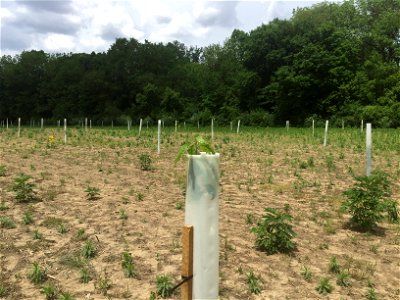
<box><xmin>0</xmin><ymin>125</ymin><xmax>399</xmax><ymax>300</ymax></box>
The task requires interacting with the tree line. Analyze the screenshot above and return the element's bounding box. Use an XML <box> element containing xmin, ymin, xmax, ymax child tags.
<box><xmin>1</xmin><ymin>0</ymin><xmax>399</xmax><ymax>127</ymax></box>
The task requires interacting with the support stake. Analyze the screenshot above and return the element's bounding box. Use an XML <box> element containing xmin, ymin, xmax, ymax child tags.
<box><xmin>181</xmin><ymin>225</ymin><xmax>193</xmax><ymax>300</ymax></box>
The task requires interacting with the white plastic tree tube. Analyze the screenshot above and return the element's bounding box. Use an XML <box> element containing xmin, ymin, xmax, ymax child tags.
<box><xmin>211</xmin><ymin>118</ymin><xmax>214</xmax><ymax>140</ymax></box>
<box><xmin>175</xmin><ymin>120</ymin><xmax>178</xmax><ymax>132</ymax></box>
<box><xmin>286</xmin><ymin>120</ymin><xmax>289</xmax><ymax>131</ymax></box>
<box><xmin>366</xmin><ymin>123</ymin><xmax>372</xmax><ymax>176</ymax></box>
<box><xmin>6</xmin><ymin>118</ymin><xmax>8</xmax><ymax>129</ymax></box>
<box><xmin>361</xmin><ymin>119</ymin><xmax>364</xmax><ymax>132</ymax></box>
<box><xmin>139</xmin><ymin>118</ymin><xmax>143</xmax><ymax>135</ymax></box>
<box><xmin>18</xmin><ymin>118</ymin><xmax>21</xmax><ymax>137</ymax></box>
<box><xmin>85</xmin><ymin>117</ymin><xmax>88</xmax><ymax>131</ymax></box>
<box><xmin>185</xmin><ymin>152</ymin><xmax>220</xmax><ymax>299</ymax></box>
<box><xmin>323</xmin><ymin>120</ymin><xmax>329</xmax><ymax>146</ymax></box>
<box><xmin>157</xmin><ymin>119</ymin><xmax>161</xmax><ymax>154</ymax></box>
<box><xmin>41</xmin><ymin>118</ymin><xmax>43</xmax><ymax>129</ymax></box>
<box><xmin>64</xmin><ymin>118</ymin><xmax>67</xmax><ymax>144</ymax></box>
<box><xmin>312</xmin><ymin>119</ymin><xmax>315</xmax><ymax>137</ymax></box>
<box><xmin>236</xmin><ymin>120</ymin><xmax>241</xmax><ymax>134</ymax></box>
<box><xmin>230</xmin><ymin>121</ymin><xmax>233</xmax><ymax>131</ymax></box>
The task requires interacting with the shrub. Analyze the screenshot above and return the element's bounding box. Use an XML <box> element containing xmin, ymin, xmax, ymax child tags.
<box><xmin>11</xmin><ymin>174</ymin><xmax>36</xmax><ymax>202</ymax></box>
<box><xmin>156</xmin><ymin>275</ymin><xmax>174</xmax><ymax>298</ymax></box>
<box><xmin>251</xmin><ymin>207</ymin><xmax>296</xmax><ymax>254</ymax></box>
<box><xmin>139</xmin><ymin>154</ymin><xmax>152</xmax><ymax>171</ymax></box>
<box><xmin>342</xmin><ymin>171</ymin><xmax>399</xmax><ymax>231</ymax></box>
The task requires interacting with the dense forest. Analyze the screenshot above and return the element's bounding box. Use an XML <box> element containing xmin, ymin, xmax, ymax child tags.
<box><xmin>0</xmin><ymin>0</ymin><xmax>399</xmax><ymax>127</ymax></box>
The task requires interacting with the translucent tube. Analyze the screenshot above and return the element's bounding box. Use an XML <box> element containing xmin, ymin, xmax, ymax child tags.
<box><xmin>185</xmin><ymin>153</ymin><xmax>220</xmax><ymax>299</ymax></box>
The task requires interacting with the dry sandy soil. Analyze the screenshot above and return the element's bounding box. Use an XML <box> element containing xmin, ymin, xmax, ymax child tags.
<box><xmin>0</xmin><ymin>127</ymin><xmax>399</xmax><ymax>300</ymax></box>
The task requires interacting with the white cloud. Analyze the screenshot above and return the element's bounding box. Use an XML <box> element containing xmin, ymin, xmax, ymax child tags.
<box><xmin>1</xmin><ymin>0</ymin><xmax>337</xmax><ymax>55</ymax></box>
<box><xmin>42</xmin><ymin>33</ymin><xmax>75</xmax><ymax>52</ymax></box>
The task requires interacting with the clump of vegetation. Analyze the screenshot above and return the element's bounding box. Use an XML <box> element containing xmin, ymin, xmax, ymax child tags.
<box><xmin>22</xmin><ymin>209</ymin><xmax>34</xmax><ymax>225</ymax></box>
<box><xmin>245</xmin><ymin>270</ymin><xmax>262</xmax><ymax>294</ymax></box>
<box><xmin>121</xmin><ymin>252</ymin><xmax>136</xmax><ymax>278</ymax></box>
<box><xmin>316</xmin><ymin>277</ymin><xmax>333</xmax><ymax>295</ymax></box>
<box><xmin>139</xmin><ymin>154</ymin><xmax>153</xmax><ymax>170</ymax></box>
<box><xmin>0</xmin><ymin>283</ymin><xmax>8</xmax><ymax>297</ymax></box>
<box><xmin>301</xmin><ymin>266</ymin><xmax>313</xmax><ymax>282</ymax></box>
<box><xmin>41</xmin><ymin>282</ymin><xmax>58</xmax><ymax>300</ymax></box>
<box><xmin>82</xmin><ymin>240</ymin><xmax>97</xmax><ymax>259</ymax></box>
<box><xmin>0</xmin><ymin>165</ymin><xmax>6</xmax><ymax>176</ymax></box>
<box><xmin>58</xmin><ymin>292</ymin><xmax>75</xmax><ymax>300</ymax></box>
<box><xmin>79</xmin><ymin>268</ymin><xmax>92</xmax><ymax>283</ymax></box>
<box><xmin>156</xmin><ymin>274</ymin><xmax>174</xmax><ymax>298</ymax></box>
<box><xmin>0</xmin><ymin>216</ymin><xmax>16</xmax><ymax>229</ymax></box>
<box><xmin>329</xmin><ymin>256</ymin><xmax>341</xmax><ymax>274</ymax></box>
<box><xmin>11</xmin><ymin>174</ymin><xmax>37</xmax><ymax>202</ymax></box>
<box><xmin>0</xmin><ymin>202</ymin><xmax>9</xmax><ymax>211</ymax></box>
<box><xmin>342</xmin><ymin>171</ymin><xmax>399</xmax><ymax>231</ymax></box>
<box><xmin>251</xmin><ymin>207</ymin><xmax>296</xmax><ymax>254</ymax></box>
<box><xmin>336</xmin><ymin>271</ymin><xmax>351</xmax><ymax>287</ymax></box>
<box><xmin>85</xmin><ymin>186</ymin><xmax>101</xmax><ymax>201</ymax></box>
<box><xmin>176</xmin><ymin>136</ymin><xmax>215</xmax><ymax>162</ymax></box>
<box><xmin>28</xmin><ymin>262</ymin><xmax>47</xmax><ymax>284</ymax></box>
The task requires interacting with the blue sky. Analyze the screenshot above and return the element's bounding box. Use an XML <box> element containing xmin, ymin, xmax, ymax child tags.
<box><xmin>0</xmin><ymin>0</ymin><xmax>338</xmax><ymax>56</ymax></box>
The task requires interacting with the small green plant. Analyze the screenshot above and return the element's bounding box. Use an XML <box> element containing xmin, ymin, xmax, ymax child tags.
<box><xmin>245</xmin><ymin>213</ymin><xmax>255</xmax><ymax>225</ymax></box>
<box><xmin>365</xmin><ymin>287</ymin><xmax>377</xmax><ymax>300</ymax></box>
<box><xmin>139</xmin><ymin>154</ymin><xmax>153</xmax><ymax>171</ymax></box>
<box><xmin>119</xmin><ymin>209</ymin><xmax>128</xmax><ymax>220</ymax></box>
<box><xmin>23</xmin><ymin>210</ymin><xmax>34</xmax><ymax>225</ymax></box>
<box><xmin>57</xmin><ymin>223</ymin><xmax>68</xmax><ymax>234</ymax></box>
<box><xmin>28</xmin><ymin>262</ymin><xmax>47</xmax><ymax>284</ymax></box>
<box><xmin>301</xmin><ymin>266</ymin><xmax>313</xmax><ymax>282</ymax></box>
<box><xmin>41</xmin><ymin>282</ymin><xmax>58</xmax><ymax>300</ymax></box>
<box><xmin>58</xmin><ymin>292</ymin><xmax>76</xmax><ymax>300</ymax></box>
<box><xmin>76</xmin><ymin>228</ymin><xmax>86</xmax><ymax>240</ymax></box>
<box><xmin>329</xmin><ymin>256</ymin><xmax>341</xmax><ymax>274</ymax></box>
<box><xmin>0</xmin><ymin>216</ymin><xmax>16</xmax><ymax>229</ymax></box>
<box><xmin>0</xmin><ymin>165</ymin><xmax>6</xmax><ymax>176</ymax></box>
<box><xmin>342</xmin><ymin>171</ymin><xmax>399</xmax><ymax>231</ymax></box>
<box><xmin>175</xmin><ymin>201</ymin><xmax>184</xmax><ymax>210</ymax></box>
<box><xmin>121</xmin><ymin>252</ymin><xmax>136</xmax><ymax>278</ymax></box>
<box><xmin>251</xmin><ymin>207</ymin><xmax>296</xmax><ymax>254</ymax></box>
<box><xmin>85</xmin><ymin>186</ymin><xmax>101</xmax><ymax>201</ymax></box>
<box><xmin>33</xmin><ymin>229</ymin><xmax>42</xmax><ymax>239</ymax></box>
<box><xmin>136</xmin><ymin>192</ymin><xmax>144</xmax><ymax>202</ymax></box>
<box><xmin>325</xmin><ymin>155</ymin><xmax>335</xmax><ymax>171</ymax></box>
<box><xmin>245</xmin><ymin>270</ymin><xmax>262</xmax><ymax>294</ymax></box>
<box><xmin>175</xmin><ymin>136</ymin><xmax>215</xmax><ymax>162</ymax></box>
<box><xmin>82</xmin><ymin>240</ymin><xmax>96</xmax><ymax>259</ymax></box>
<box><xmin>11</xmin><ymin>174</ymin><xmax>36</xmax><ymax>202</ymax></box>
<box><xmin>156</xmin><ymin>274</ymin><xmax>174</xmax><ymax>298</ymax></box>
<box><xmin>316</xmin><ymin>277</ymin><xmax>333</xmax><ymax>295</ymax></box>
<box><xmin>336</xmin><ymin>271</ymin><xmax>351</xmax><ymax>287</ymax></box>
<box><xmin>79</xmin><ymin>268</ymin><xmax>92</xmax><ymax>283</ymax></box>
<box><xmin>0</xmin><ymin>202</ymin><xmax>9</xmax><ymax>211</ymax></box>
<box><xmin>96</xmin><ymin>271</ymin><xmax>111</xmax><ymax>296</ymax></box>
<box><xmin>0</xmin><ymin>283</ymin><xmax>8</xmax><ymax>297</ymax></box>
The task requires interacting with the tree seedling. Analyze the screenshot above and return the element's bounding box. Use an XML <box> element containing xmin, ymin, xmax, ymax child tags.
<box><xmin>85</xmin><ymin>186</ymin><xmax>100</xmax><ymax>201</ymax></box>
<box><xmin>251</xmin><ymin>207</ymin><xmax>296</xmax><ymax>254</ymax></box>
<box><xmin>342</xmin><ymin>171</ymin><xmax>399</xmax><ymax>231</ymax></box>
<box><xmin>11</xmin><ymin>174</ymin><xmax>37</xmax><ymax>203</ymax></box>
<box><xmin>175</xmin><ymin>136</ymin><xmax>215</xmax><ymax>162</ymax></box>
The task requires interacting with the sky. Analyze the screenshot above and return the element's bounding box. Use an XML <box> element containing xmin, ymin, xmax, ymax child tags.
<box><xmin>1</xmin><ymin>0</ymin><xmax>336</xmax><ymax>56</ymax></box>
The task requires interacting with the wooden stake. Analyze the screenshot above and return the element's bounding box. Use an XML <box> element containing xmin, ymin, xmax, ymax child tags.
<box><xmin>181</xmin><ymin>225</ymin><xmax>193</xmax><ymax>300</ymax></box>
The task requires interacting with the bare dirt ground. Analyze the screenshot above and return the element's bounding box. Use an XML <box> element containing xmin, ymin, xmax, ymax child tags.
<box><xmin>0</xmin><ymin>127</ymin><xmax>399</xmax><ymax>300</ymax></box>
